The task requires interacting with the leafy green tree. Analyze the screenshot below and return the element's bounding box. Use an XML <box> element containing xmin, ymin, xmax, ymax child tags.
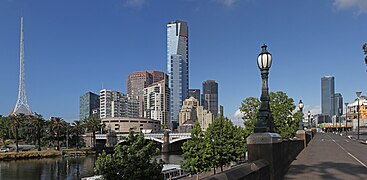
<box><xmin>72</xmin><ymin>120</ymin><xmax>84</xmax><ymax>149</ymax></box>
<box><xmin>8</xmin><ymin>114</ymin><xmax>29</xmax><ymax>152</ymax></box>
<box><xmin>94</xmin><ymin>130</ymin><xmax>163</xmax><ymax>180</ymax></box>
<box><xmin>206</xmin><ymin>115</ymin><xmax>246</xmax><ymax>172</ymax></box>
<box><xmin>31</xmin><ymin>113</ymin><xmax>45</xmax><ymax>151</ymax></box>
<box><xmin>83</xmin><ymin>116</ymin><xmax>101</xmax><ymax>148</ymax></box>
<box><xmin>0</xmin><ymin>116</ymin><xmax>12</xmax><ymax>148</ymax></box>
<box><xmin>181</xmin><ymin>121</ymin><xmax>212</xmax><ymax>179</ymax></box>
<box><xmin>50</xmin><ymin>117</ymin><xmax>64</xmax><ymax>150</ymax></box>
<box><xmin>240</xmin><ymin>91</ymin><xmax>301</xmax><ymax>138</ymax></box>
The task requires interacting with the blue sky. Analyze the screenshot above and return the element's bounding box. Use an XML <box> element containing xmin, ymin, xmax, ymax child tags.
<box><xmin>0</xmin><ymin>0</ymin><xmax>366</xmax><ymax>124</ymax></box>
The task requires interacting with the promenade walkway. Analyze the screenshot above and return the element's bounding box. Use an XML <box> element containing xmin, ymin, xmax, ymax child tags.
<box><xmin>284</xmin><ymin>132</ymin><xmax>367</xmax><ymax>180</ymax></box>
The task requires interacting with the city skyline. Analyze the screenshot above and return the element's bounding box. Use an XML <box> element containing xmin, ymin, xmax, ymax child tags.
<box><xmin>0</xmin><ymin>1</ymin><xmax>367</xmax><ymax>123</ymax></box>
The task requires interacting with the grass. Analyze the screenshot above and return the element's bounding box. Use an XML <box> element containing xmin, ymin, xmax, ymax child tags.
<box><xmin>0</xmin><ymin>150</ymin><xmax>60</xmax><ymax>160</ymax></box>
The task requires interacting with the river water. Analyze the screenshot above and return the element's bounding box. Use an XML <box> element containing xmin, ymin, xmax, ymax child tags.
<box><xmin>0</xmin><ymin>154</ymin><xmax>183</xmax><ymax>180</ymax></box>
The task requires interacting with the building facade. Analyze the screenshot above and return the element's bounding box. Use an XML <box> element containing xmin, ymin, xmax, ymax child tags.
<box><xmin>100</xmin><ymin>89</ymin><xmax>127</xmax><ymax>119</ymax></box>
<box><xmin>321</xmin><ymin>76</ymin><xmax>335</xmax><ymax>116</ymax></box>
<box><xmin>334</xmin><ymin>93</ymin><xmax>343</xmax><ymax>116</ymax></box>
<box><xmin>80</xmin><ymin>92</ymin><xmax>100</xmax><ymax>120</ymax></box>
<box><xmin>127</xmin><ymin>71</ymin><xmax>165</xmax><ymax>117</ymax></box>
<box><xmin>178</xmin><ymin>97</ymin><xmax>213</xmax><ymax>131</ymax></box>
<box><xmin>101</xmin><ymin>117</ymin><xmax>160</xmax><ymax>134</ymax></box>
<box><xmin>167</xmin><ymin>20</ymin><xmax>189</xmax><ymax>126</ymax></box>
<box><xmin>188</xmin><ymin>89</ymin><xmax>201</xmax><ymax>104</ymax></box>
<box><xmin>143</xmin><ymin>78</ymin><xmax>170</xmax><ymax>129</ymax></box>
<box><xmin>202</xmin><ymin>80</ymin><xmax>218</xmax><ymax>118</ymax></box>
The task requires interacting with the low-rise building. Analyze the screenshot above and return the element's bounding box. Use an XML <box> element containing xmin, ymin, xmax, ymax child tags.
<box><xmin>101</xmin><ymin>117</ymin><xmax>160</xmax><ymax>134</ymax></box>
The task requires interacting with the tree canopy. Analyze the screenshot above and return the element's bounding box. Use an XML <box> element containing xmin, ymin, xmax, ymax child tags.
<box><xmin>240</xmin><ymin>91</ymin><xmax>302</xmax><ymax>138</ymax></box>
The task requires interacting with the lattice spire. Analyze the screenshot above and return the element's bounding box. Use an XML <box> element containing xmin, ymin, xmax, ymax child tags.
<box><xmin>11</xmin><ymin>17</ymin><xmax>32</xmax><ymax>116</ymax></box>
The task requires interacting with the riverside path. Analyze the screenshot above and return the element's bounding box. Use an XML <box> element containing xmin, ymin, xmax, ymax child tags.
<box><xmin>284</xmin><ymin>132</ymin><xmax>367</xmax><ymax>180</ymax></box>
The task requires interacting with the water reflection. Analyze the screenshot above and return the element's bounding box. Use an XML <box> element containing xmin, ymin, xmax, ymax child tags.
<box><xmin>0</xmin><ymin>156</ymin><xmax>95</xmax><ymax>180</ymax></box>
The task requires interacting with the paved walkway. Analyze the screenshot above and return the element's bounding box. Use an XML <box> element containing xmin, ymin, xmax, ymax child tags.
<box><xmin>284</xmin><ymin>132</ymin><xmax>367</xmax><ymax>180</ymax></box>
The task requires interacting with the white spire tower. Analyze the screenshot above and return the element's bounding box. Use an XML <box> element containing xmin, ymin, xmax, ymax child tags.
<box><xmin>11</xmin><ymin>16</ymin><xmax>32</xmax><ymax>115</ymax></box>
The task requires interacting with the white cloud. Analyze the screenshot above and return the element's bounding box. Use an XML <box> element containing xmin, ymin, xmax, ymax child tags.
<box><xmin>124</xmin><ymin>0</ymin><xmax>146</xmax><ymax>7</ymax></box>
<box><xmin>216</xmin><ymin>0</ymin><xmax>239</xmax><ymax>7</ymax></box>
<box><xmin>333</xmin><ymin>0</ymin><xmax>367</xmax><ymax>14</ymax></box>
<box><xmin>234</xmin><ymin>109</ymin><xmax>244</xmax><ymax>119</ymax></box>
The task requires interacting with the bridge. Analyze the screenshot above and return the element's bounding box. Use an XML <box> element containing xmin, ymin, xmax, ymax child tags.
<box><xmin>95</xmin><ymin>132</ymin><xmax>191</xmax><ymax>153</ymax></box>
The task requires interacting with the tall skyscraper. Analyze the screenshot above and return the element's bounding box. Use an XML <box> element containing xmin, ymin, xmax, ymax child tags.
<box><xmin>334</xmin><ymin>93</ymin><xmax>343</xmax><ymax>116</ymax></box>
<box><xmin>143</xmin><ymin>76</ymin><xmax>170</xmax><ymax>128</ymax></box>
<box><xmin>188</xmin><ymin>89</ymin><xmax>201</xmax><ymax>104</ymax></box>
<box><xmin>321</xmin><ymin>76</ymin><xmax>335</xmax><ymax>116</ymax></box>
<box><xmin>127</xmin><ymin>71</ymin><xmax>165</xmax><ymax>117</ymax></box>
<box><xmin>202</xmin><ymin>80</ymin><xmax>218</xmax><ymax>118</ymax></box>
<box><xmin>167</xmin><ymin>20</ymin><xmax>189</xmax><ymax>125</ymax></box>
<box><xmin>100</xmin><ymin>89</ymin><xmax>127</xmax><ymax>119</ymax></box>
<box><xmin>80</xmin><ymin>92</ymin><xmax>100</xmax><ymax>120</ymax></box>
<box><xmin>11</xmin><ymin>17</ymin><xmax>32</xmax><ymax>116</ymax></box>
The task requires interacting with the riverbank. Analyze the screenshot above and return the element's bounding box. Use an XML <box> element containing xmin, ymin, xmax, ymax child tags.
<box><xmin>0</xmin><ymin>149</ymin><xmax>96</xmax><ymax>161</ymax></box>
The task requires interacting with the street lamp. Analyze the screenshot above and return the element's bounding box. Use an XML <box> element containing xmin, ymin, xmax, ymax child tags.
<box><xmin>345</xmin><ymin>102</ymin><xmax>349</xmax><ymax>135</ymax></box>
<box><xmin>298</xmin><ymin>100</ymin><xmax>304</xmax><ymax>130</ymax></box>
<box><xmin>356</xmin><ymin>91</ymin><xmax>362</xmax><ymax>140</ymax></box>
<box><xmin>255</xmin><ymin>44</ymin><xmax>274</xmax><ymax>133</ymax></box>
<box><xmin>307</xmin><ymin>110</ymin><xmax>311</xmax><ymax>129</ymax></box>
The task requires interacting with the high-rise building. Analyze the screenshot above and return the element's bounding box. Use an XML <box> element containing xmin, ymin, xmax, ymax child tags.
<box><xmin>100</xmin><ymin>89</ymin><xmax>127</xmax><ymax>119</ymax></box>
<box><xmin>218</xmin><ymin>105</ymin><xmax>224</xmax><ymax>116</ymax></box>
<box><xmin>80</xmin><ymin>92</ymin><xmax>100</xmax><ymax>120</ymax></box>
<box><xmin>178</xmin><ymin>97</ymin><xmax>213</xmax><ymax>131</ymax></box>
<box><xmin>202</xmin><ymin>80</ymin><xmax>218</xmax><ymax>118</ymax></box>
<box><xmin>143</xmin><ymin>77</ymin><xmax>170</xmax><ymax>128</ymax></box>
<box><xmin>188</xmin><ymin>89</ymin><xmax>201</xmax><ymax>104</ymax></box>
<box><xmin>334</xmin><ymin>93</ymin><xmax>343</xmax><ymax>116</ymax></box>
<box><xmin>321</xmin><ymin>76</ymin><xmax>335</xmax><ymax>116</ymax></box>
<box><xmin>11</xmin><ymin>17</ymin><xmax>32</xmax><ymax>116</ymax></box>
<box><xmin>167</xmin><ymin>20</ymin><xmax>189</xmax><ymax>126</ymax></box>
<box><xmin>127</xmin><ymin>71</ymin><xmax>165</xmax><ymax>117</ymax></box>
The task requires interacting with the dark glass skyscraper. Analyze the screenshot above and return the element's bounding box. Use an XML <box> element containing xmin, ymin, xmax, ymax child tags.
<box><xmin>79</xmin><ymin>92</ymin><xmax>99</xmax><ymax>120</ymax></box>
<box><xmin>202</xmin><ymin>80</ymin><xmax>218</xmax><ymax>118</ymax></box>
<box><xmin>188</xmin><ymin>89</ymin><xmax>200</xmax><ymax>103</ymax></box>
<box><xmin>334</xmin><ymin>93</ymin><xmax>343</xmax><ymax>116</ymax></box>
<box><xmin>321</xmin><ymin>76</ymin><xmax>335</xmax><ymax>116</ymax></box>
<box><xmin>167</xmin><ymin>20</ymin><xmax>189</xmax><ymax>125</ymax></box>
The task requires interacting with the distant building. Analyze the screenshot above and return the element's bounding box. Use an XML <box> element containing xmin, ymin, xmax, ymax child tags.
<box><xmin>218</xmin><ymin>105</ymin><xmax>224</xmax><ymax>116</ymax></box>
<box><xmin>80</xmin><ymin>92</ymin><xmax>99</xmax><ymax>120</ymax></box>
<box><xmin>102</xmin><ymin>117</ymin><xmax>160</xmax><ymax>134</ymax></box>
<box><xmin>99</xmin><ymin>89</ymin><xmax>127</xmax><ymax>119</ymax></box>
<box><xmin>178</xmin><ymin>97</ymin><xmax>213</xmax><ymax>131</ymax></box>
<box><xmin>167</xmin><ymin>20</ymin><xmax>189</xmax><ymax>127</ymax></box>
<box><xmin>127</xmin><ymin>71</ymin><xmax>165</xmax><ymax>117</ymax></box>
<box><xmin>126</xmin><ymin>96</ymin><xmax>140</xmax><ymax>118</ymax></box>
<box><xmin>321</xmin><ymin>76</ymin><xmax>335</xmax><ymax>116</ymax></box>
<box><xmin>188</xmin><ymin>89</ymin><xmax>201</xmax><ymax>104</ymax></box>
<box><xmin>143</xmin><ymin>77</ymin><xmax>170</xmax><ymax>129</ymax></box>
<box><xmin>334</xmin><ymin>93</ymin><xmax>343</xmax><ymax>116</ymax></box>
<box><xmin>202</xmin><ymin>80</ymin><xmax>219</xmax><ymax>118</ymax></box>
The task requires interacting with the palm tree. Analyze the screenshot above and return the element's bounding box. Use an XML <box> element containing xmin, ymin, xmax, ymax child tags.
<box><xmin>50</xmin><ymin>117</ymin><xmax>63</xmax><ymax>151</ymax></box>
<box><xmin>32</xmin><ymin>113</ymin><xmax>45</xmax><ymax>151</ymax></box>
<box><xmin>8</xmin><ymin>113</ymin><xmax>28</xmax><ymax>152</ymax></box>
<box><xmin>72</xmin><ymin>120</ymin><xmax>83</xmax><ymax>149</ymax></box>
<box><xmin>83</xmin><ymin>116</ymin><xmax>101</xmax><ymax>148</ymax></box>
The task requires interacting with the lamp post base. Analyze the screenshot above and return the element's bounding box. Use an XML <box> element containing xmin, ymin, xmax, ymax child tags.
<box><xmin>296</xmin><ymin>130</ymin><xmax>306</xmax><ymax>148</ymax></box>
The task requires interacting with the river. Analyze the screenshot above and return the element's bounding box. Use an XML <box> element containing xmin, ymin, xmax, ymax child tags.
<box><xmin>0</xmin><ymin>154</ymin><xmax>183</xmax><ymax>180</ymax></box>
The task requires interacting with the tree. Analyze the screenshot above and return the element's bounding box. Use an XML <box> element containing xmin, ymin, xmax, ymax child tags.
<box><xmin>181</xmin><ymin>121</ymin><xmax>212</xmax><ymax>179</ymax></box>
<box><xmin>31</xmin><ymin>113</ymin><xmax>45</xmax><ymax>151</ymax></box>
<box><xmin>94</xmin><ymin>130</ymin><xmax>163</xmax><ymax>180</ymax></box>
<box><xmin>50</xmin><ymin>117</ymin><xmax>64</xmax><ymax>150</ymax></box>
<box><xmin>83</xmin><ymin>116</ymin><xmax>101</xmax><ymax>148</ymax></box>
<box><xmin>206</xmin><ymin>115</ymin><xmax>246</xmax><ymax>172</ymax></box>
<box><xmin>8</xmin><ymin>114</ymin><xmax>28</xmax><ymax>152</ymax></box>
<box><xmin>240</xmin><ymin>91</ymin><xmax>301</xmax><ymax>139</ymax></box>
<box><xmin>0</xmin><ymin>116</ymin><xmax>11</xmax><ymax>147</ymax></box>
<box><xmin>72</xmin><ymin>120</ymin><xmax>84</xmax><ymax>149</ymax></box>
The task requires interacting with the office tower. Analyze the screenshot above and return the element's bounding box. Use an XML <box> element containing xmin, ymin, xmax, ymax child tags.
<box><xmin>79</xmin><ymin>92</ymin><xmax>100</xmax><ymax>120</ymax></box>
<box><xmin>100</xmin><ymin>89</ymin><xmax>127</xmax><ymax>118</ymax></box>
<box><xmin>126</xmin><ymin>96</ymin><xmax>140</xmax><ymax>118</ymax></box>
<box><xmin>218</xmin><ymin>105</ymin><xmax>224</xmax><ymax>116</ymax></box>
<box><xmin>202</xmin><ymin>80</ymin><xmax>219</xmax><ymax>118</ymax></box>
<box><xmin>144</xmin><ymin>77</ymin><xmax>170</xmax><ymax>128</ymax></box>
<box><xmin>178</xmin><ymin>97</ymin><xmax>213</xmax><ymax>131</ymax></box>
<box><xmin>321</xmin><ymin>76</ymin><xmax>335</xmax><ymax>116</ymax></box>
<box><xmin>334</xmin><ymin>93</ymin><xmax>343</xmax><ymax>116</ymax></box>
<box><xmin>167</xmin><ymin>20</ymin><xmax>189</xmax><ymax>126</ymax></box>
<box><xmin>127</xmin><ymin>71</ymin><xmax>165</xmax><ymax>117</ymax></box>
<box><xmin>11</xmin><ymin>17</ymin><xmax>32</xmax><ymax>116</ymax></box>
<box><xmin>189</xmin><ymin>89</ymin><xmax>201</xmax><ymax>104</ymax></box>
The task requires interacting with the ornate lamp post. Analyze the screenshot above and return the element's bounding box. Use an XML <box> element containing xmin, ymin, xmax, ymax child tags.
<box><xmin>298</xmin><ymin>100</ymin><xmax>304</xmax><ymax>130</ymax></box>
<box><xmin>345</xmin><ymin>102</ymin><xmax>349</xmax><ymax>135</ymax></box>
<box><xmin>255</xmin><ymin>44</ymin><xmax>274</xmax><ymax>133</ymax></box>
<box><xmin>356</xmin><ymin>92</ymin><xmax>362</xmax><ymax>140</ymax></box>
<box><xmin>307</xmin><ymin>110</ymin><xmax>311</xmax><ymax>129</ymax></box>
